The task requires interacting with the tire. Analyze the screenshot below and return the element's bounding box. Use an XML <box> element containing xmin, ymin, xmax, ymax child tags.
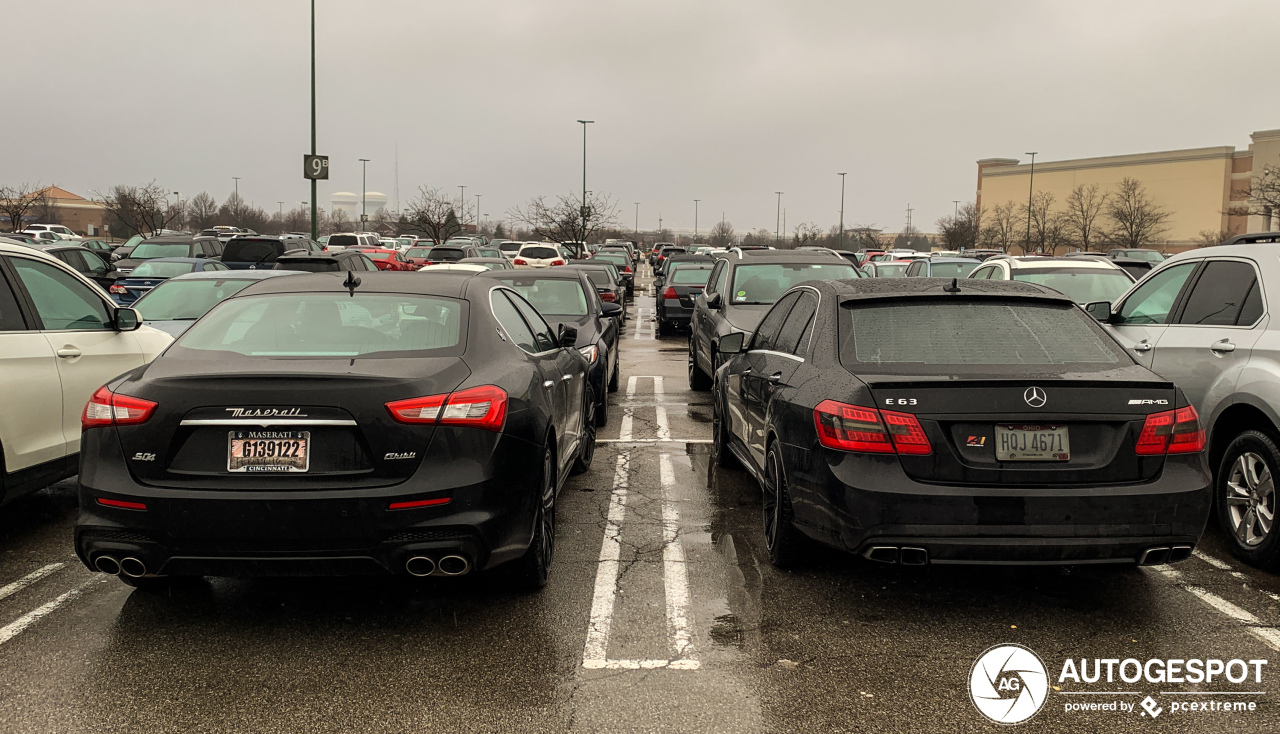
<box><xmin>762</xmin><ymin>444</ymin><xmax>806</xmax><ymax>569</ymax></box>
<box><xmin>689</xmin><ymin>337</ymin><xmax>712</xmax><ymax>391</ymax></box>
<box><xmin>574</xmin><ymin>402</ymin><xmax>597</xmax><ymax>474</ymax></box>
<box><xmin>608</xmin><ymin>355</ymin><xmax>620</xmax><ymax>393</ymax></box>
<box><xmin>712</xmin><ymin>392</ymin><xmax>739</xmax><ymax>469</ymax></box>
<box><xmin>1216</xmin><ymin>430</ymin><xmax>1280</xmax><ymax>567</ymax></box>
<box><xmin>513</xmin><ymin>447</ymin><xmax>556</xmax><ymax>589</ymax></box>
<box><xmin>594</xmin><ymin>385</ymin><xmax>609</xmax><ymax>428</ymax></box>
<box><xmin>657</xmin><ymin>320</ymin><xmax>673</xmax><ymax>337</ymax></box>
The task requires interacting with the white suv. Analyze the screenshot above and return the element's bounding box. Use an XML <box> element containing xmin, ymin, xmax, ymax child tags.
<box><xmin>24</xmin><ymin>224</ymin><xmax>77</xmax><ymax>239</ymax></box>
<box><xmin>0</xmin><ymin>241</ymin><xmax>172</xmax><ymax>506</ymax></box>
<box><xmin>513</xmin><ymin>243</ymin><xmax>567</xmax><ymax>268</ymax></box>
<box><xmin>967</xmin><ymin>255</ymin><xmax>1135</xmax><ymax>304</ymax></box>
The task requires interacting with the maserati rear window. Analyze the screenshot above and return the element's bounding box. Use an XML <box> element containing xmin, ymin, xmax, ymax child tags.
<box><xmin>176</xmin><ymin>294</ymin><xmax>466</xmax><ymax>357</ymax></box>
<box><xmin>842</xmin><ymin>300</ymin><xmax>1122</xmax><ymax>366</ymax></box>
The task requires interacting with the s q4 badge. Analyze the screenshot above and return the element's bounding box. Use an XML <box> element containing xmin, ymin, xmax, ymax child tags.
<box><xmin>131</xmin><ymin>452</ymin><xmax>156</xmax><ymax>462</ymax></box>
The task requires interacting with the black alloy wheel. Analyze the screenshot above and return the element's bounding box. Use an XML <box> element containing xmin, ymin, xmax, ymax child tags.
<box><xmin>573</xmin><ymin>397</ymin><xmax>597</xmax><ymax>474</ymax></box>
<box><xmin>515</xmin><ymin>447</ymin><xmax>556</xmax><ymax>589</ymax></box>
<box><xmin>689</xmin><ymin>337</ymin><xmax>712</xmax><ymax>391</ymax></box>
<box><xmin>1217</xmin><ymin>430</ymin><xmax>1280</xmax><ymax>567</ymax></box>
<box><xmin>762</xmin><ymin>444</ymin><xmax>805</xmax><ymax>569</ymax></box>
<box><xmin>593</xmin><ymin>382</ymin><xmax>609</xmax><ymax>428</ymax></box>
<box><xmin>608</xmin><ymin>354</ymin><xmax>620</xmax><ymax>393</ymax></box>
<box><xmin>712</xmin><ymin>390</ymin><xmax>738</xmax><ymax>469</ymax></box>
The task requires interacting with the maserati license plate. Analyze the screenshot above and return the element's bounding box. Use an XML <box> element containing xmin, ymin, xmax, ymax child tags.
<box><xmin>227</xmin><ymin>430</ymin><xmax>310</xmax><ymax>472</ymax></box>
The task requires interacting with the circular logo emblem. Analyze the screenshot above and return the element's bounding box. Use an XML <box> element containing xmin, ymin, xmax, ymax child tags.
<box><xmin>969</xmin><ymin>644</ymin><xmax>1049</xmax><ymax>725</ymax></box>
<box><xmin>1023</xmin><ymin>387</ymin><xmax>1047</xmax><ymax>408</ymax></box>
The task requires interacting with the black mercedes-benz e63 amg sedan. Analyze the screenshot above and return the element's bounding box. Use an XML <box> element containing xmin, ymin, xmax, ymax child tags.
<box><xmin>711</xmin><ymin>278</ymin><xmax>1211</xmax><ymax>568</ymax></box>
<box><xmin>75</xmin><ymin>271</ymin><xmax>595</xmax><ymax>590</ymax></box>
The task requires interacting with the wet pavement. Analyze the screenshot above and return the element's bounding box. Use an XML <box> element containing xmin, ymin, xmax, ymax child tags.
<box><xmin>3</xmin><ymin>267</ymin><xmax>1280</xmax><ymax>732</ymax></box>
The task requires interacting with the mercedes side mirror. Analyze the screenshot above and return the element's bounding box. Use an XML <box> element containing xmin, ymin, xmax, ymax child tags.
<box><xmin>557</xmin><ymin>324</ymin><xmax>579</xmax><ymax>348</ymax></box>
<box><xmin>600</xmin><ymin>302</ymin><xmax>622</xmax><ymax>317</ymax></box>
<box><xmin>718</xmin><ymin>332</ymin><xmax>746</xmax><ymax>355</ymax></box>
<box><xmin>1083</xmin><ymin>301</ymin><xmax>1113</xmax><ymax>322</ymax></box>
<box><xmin>706</xmin><ymin>292</ymin><xmax>722</xmax><ymax>309</ymax></box>
<box><xmin>114</xmin><ymin>307</ymin><xmax>141</xmax><ymax>332</ymax></box>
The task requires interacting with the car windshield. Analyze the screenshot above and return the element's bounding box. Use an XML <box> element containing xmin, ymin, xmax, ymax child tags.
<box><xmin>275</xmin><ymin>260</ymin><xmax>337</xmax><ymax>272</ymax></box>
<box><xmin>1012</xmin><ymin>269</ymin><xmax>1133</xmax><ymax>304</ymax></box>
<box><xmin>496</xmin><ymin>277</ymin><xmax>589</xmax><ymax>316</ymax></box>
<box><xmin>595</xmin><ymin>254</ymin><xmax>629</xmax><ymax>267</ymax></box>
<box><xmin>928</xmin><ymin>262</ymin><xmax>979</xmax><ymax>278</ymax></box>
<box><xmin>581</xmin><ymin>271</ymin><xmax>612</xmax><ymax>288</ymax></box>
<box><xmin>223</xmin><ymin>240</ymin><xmax>284</xmax><ymax>263</ymax></box>
<box><xmin>431</xmin><ymin>248</ymin><xmax>465</xmax><ymax>261</ymax></box>
<box><xmin>129</xmin><ymin>243</ymin><xmax>190</xmax><ymax>259</ymax></box>
<box><xmin>842</xmin><ymin>301</ymin><xmax>1122</xmax><ymax>366</ymax></box>
<box><xmin>327</xmin><ymin>235</ymin><xmax>359</xmax><ymax>247</ymax></box>
<box><xmin>130</xmin><ymin>261</ymin><xmax>198</xmax><ymax>278</ymax></box>
<box><xmin>134</xmin><ymin>278</ymin><xmax>259</xmax><ymax>320</ymax></box>
<box><xmin>177</xmin><ymin>294</ymin><xmax>466</xmax><ymax>357</ymax></box>
<box><xmin>1125</xmin><ymin>250</ymin><xmax>1164</xmax><ymax>262</ymax></box>
<box><xmin>406</xmin><ymin>248</ymin><xmax>433</xmax><ymax>258</ymax></box>
<box><xmin>670</xmin><ymin>266</ymin><xmax>713</xmax><ymax>285</ymax></box>
<box><xmin>520</xmin><ymin>246</ymin><xmax>559</xmax><ymax>259</ymax></box>
<box><xmin>499</xmin><ymin>242</ymin><xmax>522</xmax><ymax>252</ymax></box>
<box><xmin>366</xmin><ymin>252</ymin><xmax>392</xmax><ymax>260</ymax></box>
<box><xmin>730</xmin><ymin>262</ymin><xmax>858</xmax><ymax>304</ymax></box>
<box><xmin>873</xmin><ymin>263</ymin><xmax>909</xmax><ymax>277</ymax></box>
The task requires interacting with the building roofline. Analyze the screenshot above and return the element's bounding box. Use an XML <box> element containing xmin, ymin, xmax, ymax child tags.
<box><xmin>981</xmin><ymin>146</ymin><xmax>1236</xmax><ymax>178</ymax></box>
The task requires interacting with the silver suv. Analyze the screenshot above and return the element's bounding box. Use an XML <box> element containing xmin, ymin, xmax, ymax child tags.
<box><xmin>1086</xmin><ymin>244</ymin><xmax>1275</xmax><ymax>566</ymax></box>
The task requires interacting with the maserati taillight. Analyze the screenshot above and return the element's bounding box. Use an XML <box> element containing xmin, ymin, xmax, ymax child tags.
<box><xmin>663</xmin><ymin>287</ymin><xmax>678</xmax><ymax>299</ymax></box>
<box><xmin>386</xmin><ymin>385</ymin><xmax>508</xmax><ymax>432</ymax></box>
<box><xmin>82</xmin><ymin>386</ymin><xmax>157</xmax><ymax>431</ymax></box>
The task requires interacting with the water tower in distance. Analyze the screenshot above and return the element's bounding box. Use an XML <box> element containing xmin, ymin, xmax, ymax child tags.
<box><xmin>330</xmin><ymin>192</ymin><xmax>359</xmax><ymax>218</ymax></box>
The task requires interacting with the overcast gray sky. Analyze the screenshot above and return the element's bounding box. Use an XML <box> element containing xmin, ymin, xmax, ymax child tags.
<box><xmin>11</xmin><ymin>0</ymin><xmax>1280</xmax><ymax>235</ymax></box>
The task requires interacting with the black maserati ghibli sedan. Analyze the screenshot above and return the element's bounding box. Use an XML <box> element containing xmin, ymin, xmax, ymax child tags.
<box><xmin>711</xmin><ymin>278</ymin><xmax>1211</xmax><ymax>568</ymax></box>
<box><xmin>75</xmin><ymin>271</ymin><xmax>595</xmax><ymax>590</ymax></box>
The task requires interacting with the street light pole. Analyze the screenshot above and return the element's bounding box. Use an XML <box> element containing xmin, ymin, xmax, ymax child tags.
<box><xmin>634</xmin><ymin>202</ymin><xmax>640</xmax><ymax>233</ymax></box>
<box><xmin>1025</xmin><ymin>152</ymin><xmax>1037</xmax><ymax>252</ymax></box>
<box><xmin>309</xmin><ymin>0</ymin><xmax>317</xmax><ymax>240</ymax></box>
<box><xmin>837</xmin><ymin>173</ymin><xmax>847</xmax><ymax>249</ymax></box>
<box><xmin>359</xmin><ymin>159</ymin><xmax>370</xmax><ymax>231</ymax></box>
<box><xmin>577</xmin><ymin>120</ymin><xmax>594</xmax><ymax>242</ymax></box>
<box><xmin>458</xmin><ymin>185</ymin><xmax>466</xmax><ymax>230</ymax></box>
<box><xmin>775</xmin><ymin>192</ymin><xmax>783</xmax><ymax>244</ymax></box>
<box><xmin>278</xmin><ymin>201</ymin><xmax>284</xmax><ymax>218</ymax></box>
<box><xmin>953</xmin><ymin>200</ymin><xmax>960</xmax><ymax>219</ymax></box>
<box><xmin>232</xmin><ymin>177</ymin><xmax>240</xmax><ymax>201</ymax></box>
<box><xmin>694</xmin><ymin>199</ymin><xmax>700</xmax><ymax>240</ymax></box>
<box><xmin>475</xmin><ymin>194</ymin><xmax>481</xmax><ymax>231</ymax></box>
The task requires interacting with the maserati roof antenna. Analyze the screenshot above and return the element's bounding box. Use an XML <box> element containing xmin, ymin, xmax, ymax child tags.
<box><xmin>343</xmin><ymin>270</ymin><xmax>361</xmax><ymax>297</ymax></box>
<box><xmin>943</xmin><ymin>277</ymin><xmax>962</xmax><ymax>293</ymax></box>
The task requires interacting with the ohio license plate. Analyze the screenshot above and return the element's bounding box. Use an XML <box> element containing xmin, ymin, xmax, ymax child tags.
<box><xmin>227</xmin><ymin>430</ymin><xmax>310</xmax><ymax>472</ymax></box>
<box><xmin>995</xmin><ymin>424</ymin><xmax>1070</xmax><ymax>461</ymax></box>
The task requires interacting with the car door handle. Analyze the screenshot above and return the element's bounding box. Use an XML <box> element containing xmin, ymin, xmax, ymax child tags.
<box><xmin>562</xmin><ymin>374</ymin><xmax>573</xmax><ymax>381</ymax></box>
<box><xmin>1211</xmin><ymin>340</ymin><xmax>1236</xmax><ymax>353</ymax></box>
<box><xmin>766</xmin><ymin>372</ymin><xmax>782</xmax><ymax>382</ymax></box>
<box><xmin>56</xmin><ymin>347</ymin><xmax>82</xmax><ymax>359</ymax></box>
<box><xmin>543</xmin><ymin>380</ymin><xmax>554</xmax><ymax>388</ymax></box>
<box><xmin>1132</xmin><ymin>342</ymin><xmax>1153</xmax><ymax>353</ymax></box>
<box><xmin>742</xmin><ymin>367</ymin><xmax>752</xmax><ymax>374</ymax></box>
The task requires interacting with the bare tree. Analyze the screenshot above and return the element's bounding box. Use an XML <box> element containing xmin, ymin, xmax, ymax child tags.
<box><xmin>96</xmin><ymin>182</ymin><xmax>185</xmax><ymax>238</ymax></box>
<box><xmin>1061</xmin><ymin>184</ymin><xmax>1108</xmax><ymax>252</ymax></box>
<box><xmin>401</xmin><ymin>187</ymin><xmax>462</xmax><ymax>243</ymax></box>
<box><xmin>1196</xmin><ymin>229</ymin><xmax>1233</xmax><ymax>247</ymax></box>
<box><xmin>0</xmin><ymin>183</ymin><xmax>47</xmax><ymax>232</ymax></box>
<box><xmin>30</xmin><ymin>187</ymin><xmax>61</xmax><ymax>226</ymax></box>
<box><xmin>508</xmin><ymin>191</ymin><xmax>619</xmax><ymax>245</ymax></box>
<box><xmin>1229</xmin><ymin>163</ymin><xmax>1280</xmax><ymax>229</ymax></box>
<box><xmin>1020</xmin><ymin>191</ymin><xmax>1070</xmax><ymax>254</ymax></box>
<box><xmin>936</xmin><ymin>202</ymin><xmax>981</xmax><ymax>250</ymax></box>
<box><xmin>1104</xmin><ymin>177</ymin><xmax>1171</xmax><ymax>249</ymax></box>
<box><xmin>741</xmin><ymin>228</ymin><xmax>773</xmax><ymax>246</ymax></box>
<box><xmin>186</xmin><ymin>192</ymin><xmax>219</xmax><ymax>231</ymax></box>
<box><xmin>792</xmin><ymin>222</ymin><xmax>822</xmax><ymax>247</ymax></box>
<box><xmin>708</xmin><ymin>220</ymin><xmax>735</xmax><ymax>248</ymax></box>
<box><xmin>978</xmin><ymin>201</ymin><xmax>1019</xmax><ymax>252</ymax></box>
<box><xmin>845</xmin><ymin>225</ymin><xmax>882</xmax><ymax>250</ymax></box>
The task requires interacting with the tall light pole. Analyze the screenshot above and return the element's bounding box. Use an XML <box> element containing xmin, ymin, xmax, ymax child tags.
<box><xmin>837</xmin><ymin>173</ymin><xmax>847</xmax><ymax>249</ymax></box>
<box><xmin>634</xmin><ymin>202</ymin><xmax>640</xmax><ymax>233</ymax></box>
<box><xmin>953</xmin><ymin>200</ymin><xmax>960</xmax><ymax>219</ymax></box>
<box><xmin>458</xmin><ymin>185</ymin><xmax>467</xmax><ymax>230</ymax></box>
<box><xmin>694</xmin><ymin>199</ymin><xmax>700</xmax><ymax>240</ymax></box>
<box><xmin>278</xmin><ymin>201</ymin><xmax>284</xmax><ymax>218</ymax></box>
<box><xmin>359</xmin><ymin>159</ymin><xmax>370</xmax><ymax>231</ymax></box>
<box><xmin>309</xmin><ymin>0</ymin><xmax>317</xmax><ymax>240</ymax></box>
<box><xmin>475</xmin><ymin>194</ymin><xmax>482</xmax><ymax>230</ymax></box>
<box><xmin>577</xmin><ymin>120</ymin><xmax>594</xmax><ymax>242</ymax></box>
<box><xmin>232</xmin><ymin>177</ymin><xmax>240</xmax><ymax>201</ymax></box>
<box><xmin>775</xmin><ymin>192</ymin><xmax>784</xmax><ymax>244</ymax></box>
<box><xmin>1025</xmin><ymin>152</ymin><xmax>1038</xmax><ymax>251</ymax></box>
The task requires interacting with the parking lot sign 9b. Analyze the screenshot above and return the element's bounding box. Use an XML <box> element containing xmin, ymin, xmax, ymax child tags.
<box><xmin>304</xmin><ymin>154</ymin><xmax>329</xmax><ymax>180</ymax></box>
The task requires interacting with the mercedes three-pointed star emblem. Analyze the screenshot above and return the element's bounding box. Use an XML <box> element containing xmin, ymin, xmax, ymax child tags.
<box><xmin>1023</xmin><ymin>386</ymin><xmax>1047</xmax><ymax>408</ymax></box>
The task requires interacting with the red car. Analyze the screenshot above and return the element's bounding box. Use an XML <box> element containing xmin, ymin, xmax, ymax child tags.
<box><xmin>362</xmin><ymin>248</ymin><xmax>415</xmax><ymax>271</ymax></box>
<box><xmin>403</xmin><ymin>245</ymin><xmax>434</xmax><ymax>268</ymax></box>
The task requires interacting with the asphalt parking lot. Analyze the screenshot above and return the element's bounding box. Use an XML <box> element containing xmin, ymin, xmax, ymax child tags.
<box><xmin>2</xmin><ymin>270</ymin><xmax>1280</xmax><ymax>733</ymax></box>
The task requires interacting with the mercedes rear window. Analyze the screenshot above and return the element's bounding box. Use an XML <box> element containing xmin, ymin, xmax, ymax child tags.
<box><xmin>841</xmin><ymin>300</ymin><xmax>1122</xmax><ymax>366</ymax></box>
<box><xmin>730</xmin><ymin>262</ymin><xmax>857</xmax><ymax>304</ymax></box>
<box><xmin>223</xmin><ymin>240</ymin><xmax>285</xmax><ymax>263</ymax></box>
<box><xmin>176</xmin><ymin>294</ymin><xmax>466</xmax><ymax>357</ymax></box>
<box><xmin>495</xmin><ymin>277</ymin><xmax>589</xmax><ymax>316</ymax></box>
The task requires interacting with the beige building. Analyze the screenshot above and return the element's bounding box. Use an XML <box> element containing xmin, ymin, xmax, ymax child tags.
<box><xmin>976</xmin><ymin>129</ymin><xmax>1280</xmax><ymax>249</ymax></box>
<box><xmin>0</xmin><ymin>186</ymin><xmax>110</xmax><ymax>237</ymax></box>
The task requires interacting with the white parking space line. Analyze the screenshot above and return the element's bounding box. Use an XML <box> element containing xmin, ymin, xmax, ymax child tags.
<box><xmin>583</xmin><ymin>453</ymin><xmax>630</xmax><ymax>668</ymax></box>
<box><xmin>626</xmin><ymin>375</ymin><xmax>639</xmax><ymax>398</ymax></box>
<box><xmin>633</xmin><ymin>307</ymin><xmax>655</xmax><ymax>340</ymax></box>
<box><xmin>0</xmin><ymin>563</ymin><xmax>64</xmax><ymax>603</ymax></box>
<box><xmin>660</xmin><ymin>454</ymin><xmax>696</xmax><ymax>663</ymax></box>
<box><xmin>1154</xmin><ymin>567</ymin><xmax>1280</xmax><ymax>651</ymax></box>
<box><xmin>655</xmin><ymin>406</ymin><xmax>671</xmax><ymax>440</ymax></box>
<box><xmin>0</xmin><ymin>576</ymin><xmax>104</xmax><ymax>648</ymax></box>
<box><xmin>619</xmin><ymin>408</ymin><xmax>634</xmax><ymax>442</ymax></box>
<box><xmin>1193</xmin><ymin>550</ymin><xmax>1251</xmax><ymax>581</ymax></box>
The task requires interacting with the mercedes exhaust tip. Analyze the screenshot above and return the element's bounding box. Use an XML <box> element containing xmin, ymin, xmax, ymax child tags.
<box><xmin>862</xmin><ymin>546</ymin><xmax>900</xmax><ymax>564</ymax></box>
<box><xmin>438</xmin><ymin>555</ymin><xmax>471</xmax><ymax>576</ymax></box>
<box><xmin>119</xmin><ymin>557</ymin><xmax>147</xmax><ymax>578</ymax></box>
<box><xmin>899</xmin><ymin>547</ymin><xmax>929</xmax><ymax>566</ymax></box>
<box><xmin>94</xmin><ymin>555</ymin><xmax>121</xmax><ymax>575</ymax></box>
<box><xmin>405</xmin><ymin>556</ymin><xmax>437</xmax><ymax>577</ymax></box>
